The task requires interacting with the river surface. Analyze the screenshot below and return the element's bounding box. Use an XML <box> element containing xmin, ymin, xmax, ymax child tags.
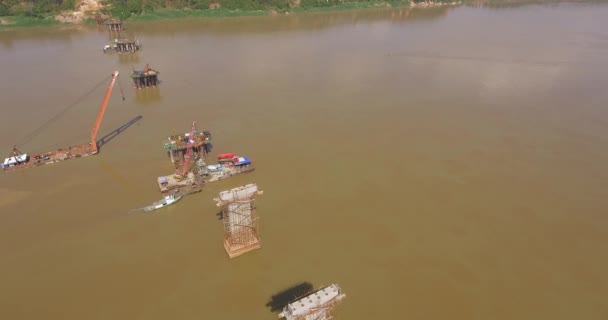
<box><xmin>1</xmin><ymin>2</ymin><xmax>608</xmax><ymax>319</ymax></box>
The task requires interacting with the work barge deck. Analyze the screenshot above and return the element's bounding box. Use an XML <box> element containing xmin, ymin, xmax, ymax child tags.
<box><xmin>155</xmin><ymin>121</ymin><xmax>254</xmax><ymax>197</ymax></box>
<box><xmin>157</xmin><ymin>157</ymin><xmax>255</xmax><ymax>195</ymax></box>
<box><xmin>2</xmin><ymin>144</ymin><xmax>97</xmax><ymax>171</ymax></box>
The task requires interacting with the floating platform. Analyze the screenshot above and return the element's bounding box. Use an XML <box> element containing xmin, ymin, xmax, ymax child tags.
<box><xmin>157</xmin><ymin>171</ymin><xmax>204</xmax><ymax>195</ymax></box>
<box><xmin>2</xmin><ymin>143</ymin><xmax>96</xmax><ymax>171</ymax></box>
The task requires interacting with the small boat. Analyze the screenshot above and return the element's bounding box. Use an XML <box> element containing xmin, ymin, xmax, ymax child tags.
<box><xmin>136</xmin><ymin>193</ymin><xmax>182</xmax><ymax>213</ymax></box>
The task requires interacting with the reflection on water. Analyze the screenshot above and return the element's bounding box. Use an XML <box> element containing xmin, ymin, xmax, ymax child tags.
<box><xmin>134</xmin><ymin>87</ymin><xmax>162</xmax><ymax>105</ymax></box>
<box><xmin>117</xmin><ymin>52</ymin><xmax>141</xmax><ymax>65</ymax></box>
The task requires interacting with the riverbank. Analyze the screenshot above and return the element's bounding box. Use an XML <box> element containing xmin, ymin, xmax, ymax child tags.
<box><xmin>128</xmin><ymin>2</ymin><xmax>415</xmax><ymax>21</ymax></box>
<box><xmin>0</xmin><ymin>16</ymin><xmax>60</xmax><ymax>28</ymax></box>
<box><xmin>1</xmin><ymin>0</ymin><xmax>463</xmax><ymax>29</ymax></box>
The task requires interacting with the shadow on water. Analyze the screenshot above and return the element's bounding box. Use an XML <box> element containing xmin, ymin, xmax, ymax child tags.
<box><xmin>97</xmin><ymin>115</ymin><xmax>143</xmax><ymax>150</ymax></box>
<box><xmin>266</xmin><ymin>282</ymin><xmax>314</xmax><ymax>313</ymax></box>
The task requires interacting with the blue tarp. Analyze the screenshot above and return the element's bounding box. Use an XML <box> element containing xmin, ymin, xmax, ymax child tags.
<box><xmin>233</xmin><ymin>156</ymin><xmax>251</xmax><ymax>166</ymax></box>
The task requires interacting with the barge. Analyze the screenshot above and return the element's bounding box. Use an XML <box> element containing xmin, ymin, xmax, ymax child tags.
<box><xmin>2</xmin><ymin>71</ymin><xmax>122</xmax><ymax>172</ymax></box>
<box><xmin>203</xmin><ymin>156</ymin><xmax>255</xmax><ymax>183</ymax></box>
<box><xmin>104</xmin><ymin>38</ymin><xmax>140</xmax><ymax>54</ymax></box>
<box><xmin>156</xmin><ymin>155</ymin><xmax>254</xmax><ymax>195</ymax></box>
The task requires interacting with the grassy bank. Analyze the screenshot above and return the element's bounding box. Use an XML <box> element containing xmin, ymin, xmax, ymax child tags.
<box><xmin>0</xmin><ymin>0</ymin><xmax>582</xmax><ymax>29</ymax></box>
<box><xmin>0</xmin><ymin>15</ymin><xmax>59</xmax><ymax>28</ymax></box>
<box><xmin>0</xmin><ymin>0</ymin><xmax>470</xmax><ymax>29</ymax></box>
<box><xmin>128</xmin><ymin>1</ymin><xmax>412</xmax><ymax>21</ymax></box>
<box><xmin>0</xmin><ymin>0</ymin><xmax>421</xmax><ymax>28</ymax></box>
<box><xmin>128</xmin><ymin>8</ymin><xmax>269</xmax><ymax>21</ymax></box>
<box><xmin>292</xmin><ymin>1</ymin><xmax>411</xmax><ymax>13</ymax></box>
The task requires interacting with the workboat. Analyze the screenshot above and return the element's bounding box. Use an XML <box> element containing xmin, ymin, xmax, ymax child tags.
<box><xmin>141</xmin><ymin>193</ymin><xmax>182</xmax><ymax>212</ymax></box>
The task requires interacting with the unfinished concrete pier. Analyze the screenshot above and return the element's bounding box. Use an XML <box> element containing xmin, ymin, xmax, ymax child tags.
<box><xmin>278</xmin><ymin>284</ymin><xmax>346</xmax><ymax>320</ymax></box>
<box><xmin>214</xmin><ymin>184</ymin><xmax>264</xmax><ymax>259</ymax></box>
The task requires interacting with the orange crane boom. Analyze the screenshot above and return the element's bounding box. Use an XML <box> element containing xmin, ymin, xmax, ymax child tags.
<box><xmin>176</xmin><ymin>121</ymin><xmax>198</xmax><ymax>177</ymax></box>
<box><xmin>91</xmin><ymin>71</ymin><xmax>120</xmax><ymax>153</ymax></box>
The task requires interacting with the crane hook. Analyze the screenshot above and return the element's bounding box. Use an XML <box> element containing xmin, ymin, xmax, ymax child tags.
<box><xmin>118</xmin><ymin>75</ymin><xmax>126</xmax><ymax>101</ymax></box>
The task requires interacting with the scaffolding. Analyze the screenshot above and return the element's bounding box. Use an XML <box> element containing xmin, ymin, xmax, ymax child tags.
<box><xmin>214</xmin><ymin>184</ymin><xmax>264</xmax><ymax>258</ymax></box>
<box><xmin>164</xmin><ymin>123</ymin><xmax>212</xmax><ymax>167</ymax></box>
<box><xmin>278</xmin><ymin>284</ymin><xmax>346</xmax><ymax>320</ymax></box>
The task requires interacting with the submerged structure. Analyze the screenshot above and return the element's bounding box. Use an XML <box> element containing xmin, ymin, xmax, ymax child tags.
<box><xmin>130</xmin><ymin>64</ymin><xmax>159</xmax><ymax>88</ymax></box>
<box><xmin>278</xmin><ymin>284</ymin><xmax>346</xmax><ymax>320</ymax></box>
<box><xmin>2</xmin><ymin>71</ymin><xmax>123</xmax><ymax>171</ymax></box>
<box><xmin>214</xmin><ymin>184</ymin><xmax>264</xmax><ymax>258</ymax></box>
<box><xmin>104</xmin><ymin>38</ymin><xmax>140</xmax><ymax>54</ymax></box>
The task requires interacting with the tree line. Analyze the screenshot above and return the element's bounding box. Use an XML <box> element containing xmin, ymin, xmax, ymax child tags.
<box><xmin>1</xmin><ymin>0</ymin><xmax>76</xmax><ymax>17</ymax></box>
<box><xmin>1</xmin><ymin>0</ymin><xmax>448</xmax><ymax>19</ymax></box>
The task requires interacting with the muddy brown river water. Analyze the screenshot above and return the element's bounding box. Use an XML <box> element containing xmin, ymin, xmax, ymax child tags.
<box><xmin>1</xmin><ymin>2</ymin><xmax>607</xmax><ymax>319</ymax></box>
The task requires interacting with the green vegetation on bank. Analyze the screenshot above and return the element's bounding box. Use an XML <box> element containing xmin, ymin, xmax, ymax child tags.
<box><xmin>106</xmin><ymin>0</ymin><xmax>423</xmax><ymax>21</ymax></box>
<box><xmin>0</xmin><ymin>0</ymin><xmax>75</xmax><ymax>18</ymax></box>
<box><xmin>0</xmin><ymin>15</ymin><xmax>59</xmax><ymax>27</ymax></box>
<box><xmin>127</xmin><ymin>1</ymin><xmax>412</xmax><ymax>21</ymax></box>
<box><xmin>0</xmin><ymin>0</ymin><xmax>429</xmax><ymax>24</ymax></box>
<box><xmin>0</xmin><ymin>0</ymin><xmax>465</xmax><ymax>28</ymax></box>
<box><xmin>127</xmin><ymin>8</ymin><xmax>268</xmax><ymax>21</ymax></box>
